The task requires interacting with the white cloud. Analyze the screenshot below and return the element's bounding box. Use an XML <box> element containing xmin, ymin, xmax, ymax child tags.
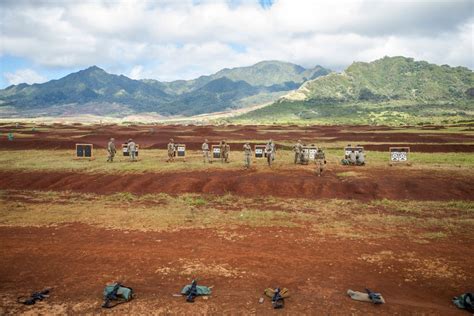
<box><xmin>3</xmin><ymin>68</ymin><xmax>47</xmax><ymax>85</ymax></box>
<box><xmin>0</xmin><ymin>0</ymin><xmax>472</xmax><ymax>82</ymax></box>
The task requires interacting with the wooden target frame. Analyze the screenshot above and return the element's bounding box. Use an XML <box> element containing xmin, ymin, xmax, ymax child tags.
<box><xmin>389</xmin><ymin>147</ymin><xmax>410</xmax><ymax>166</ymax></box>
<box><xmin>122</xmin><ymin>143</ymin><xmax>140</xmax><ymax>157</ymax></box>
<box><xmin>75</xmin><ymin>143</ymin><xmax>95</xmax><ymax>160</ymax></box>
<box><xmin>254</xmin><ymin>145</ymin><xmax>265</xmax><ymax>158</ymax></box>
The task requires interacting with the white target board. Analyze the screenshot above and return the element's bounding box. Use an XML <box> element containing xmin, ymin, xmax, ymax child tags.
<box><xmin>212</xmin><ymin>145</ymin><xmax>221</xmax><ymax>159</ymax></box>
<box><xmin>176</xmin><ymin>144</ymin><xmax>186</xmax><ymax>157</ymax></box>
<box><xmin>390</xmin><ymin>147</ymin><xmax>410</xmax><ymax>164</ymax></box>
<box><xmin>254</xmin><ymin>145</ymin><xmax>265</xmax><ymax>158</ymax></box>
<box><xmin>345</xmin><ymin>146</ymin><xmax>364</xmax><ymax>157</ymax></box>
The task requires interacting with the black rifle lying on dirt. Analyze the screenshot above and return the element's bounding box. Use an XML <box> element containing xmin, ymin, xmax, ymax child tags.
<box><xmin>17</xmin><ymin>288</ymin><xmax>51</xmax><ymax>305</ymax></box>
<box><xmin>102</xmin><ymin>283</ymin><xmax>122</xmax><ymax>308</ymax></box>
<box><xmin>185</xmin><ymin>280</ymin><xmax>198</xmax><ymax>303</ymax></box>
<box><xmin>272</xmin><ymin>288</ymin><xmax>284</xmax><ymax>309</ymax></box>
<box><xmin>366</xmin><ymin>288</ymin><xmax>383</xmax><ymax>304</ymax></box>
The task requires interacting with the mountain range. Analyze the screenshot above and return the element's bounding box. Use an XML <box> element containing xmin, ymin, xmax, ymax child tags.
<box><xmin>236</xmin><ymin>57</ymin><xmax>473</xmax><ymax>125</ymax></box>
<box><xmin>1</xmin><ymin>56</ymin><xmax>472</xmax><ymax>125</ymax></box>
<box><xmin>0</xmin><ymin>61</ymin><xmax>330</xmax><ymax>117</ymax></box>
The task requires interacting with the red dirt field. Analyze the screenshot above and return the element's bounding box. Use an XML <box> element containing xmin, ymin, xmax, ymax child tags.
<box><xmin>1</xmin><ymin>168</ymin><xmax>473</xmax><ymax>201</ymax></box>
<box><xmin>1</xmin><ymin>123</ymin><xmax>473</xmax><ymax>152</ymax></box>
<box><xmin>0</xmin><ymin>224</ymin><xmax>471</xmax><ymax>315</ymax></box>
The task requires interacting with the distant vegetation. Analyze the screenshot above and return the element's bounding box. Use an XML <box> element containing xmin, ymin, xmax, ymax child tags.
<box><xmin>235</xmin><ymin>57</ymin><xmax>473</xmax><ymax>125</ymax></box>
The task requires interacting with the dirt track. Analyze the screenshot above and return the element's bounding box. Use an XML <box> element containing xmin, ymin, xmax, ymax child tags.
<box><xmin>1</xmin><ymin>123</ymin><xmax>473</xmax><ymax>152</ymax></box>
<box><xmin>1</xmin><ymin>168</ymin><xmax>473</xmax><ymax>201</ymax></box>
<box><xmin>0</xmin><ymin>224</ymin><xmax>471</xmax><ymax>315</ymax></box>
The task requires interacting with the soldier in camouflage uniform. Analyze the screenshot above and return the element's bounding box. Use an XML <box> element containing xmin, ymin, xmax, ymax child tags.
<box><xmin>243</xmin><ymin>142</ymin><xmax>252</xmax><ymax>169</ymax></box>
<box><xmin>107</xmin><ymin>138</ymin><xmax>117</xmax><ymax>162</ymax></box>
<box><xmin>167</xmin><ymin>138</ymin><xmax>175</xmax><ymax>162</ymax></box>
<box><xmin>293</xmin><ymin>140</ymin><xmax>303</xmax><ymax>164</ymax></box>
<box><xmin>202</xmin><ymin>139</ymin><xmax>210</xmax><ymax>163</ymax></box>
<box><xmin>220</xmin><ymin>140</ymin><xmax>230</xmax><ymax>163</ymax></box>
<box><xmin>127</xmin><ymin>138</ymin><xmax>137</xmax><ymax>162</ymax></box>
<box><xmin>356</xmin><ymin>150</ymin><xmax>365</xmax><ymax>166</ymax></box>
<box><xmin>265</xmin><ymin>139</ymin><xmax>275</xmax><ymax>167</ymax></box>
<box><xmin>315</xmin><ymin>148</ymin><xmax>326</xmax><ymax>176</ymax></box>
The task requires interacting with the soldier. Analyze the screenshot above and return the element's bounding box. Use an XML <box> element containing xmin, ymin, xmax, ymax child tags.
<box><xmin>202</xmin><ymin>139</ymin><xmax>210</xmax><ymax>163</ymax></box>
<box><xmin>265</xmin><ymin>139</ymin><xmax>275</xmax><ymax>167</ymax></box>
<box><xmin>243</xmin><ymin>142</ymin><xmax>252</xmax><ymax>169</ymax></box>
<box><xmin>167</xmin><ymin>138</ymin><xmax>175</xmax><ymax>162</ymax></box>
<box><xmin>315</xmin><ymin>148</ymin><xmax>326</xmax><ymax>176</ymax></box>
<box><xmin>107</xmin><ymin>138</ymin><xmax>117</xmax><ymax>162</ymax></box>
<box><xmin>356</xmin><ymin>150</ymin><xmax>365</xmax><ymax>166</ymax></box>
<box><xmin>220</xmin><ymin>140</ymin><xmax>230</xmax><ymax>163</ymax></box>
<box><xmin>349</xmin><ymin>149</ymin><xmax>357</xmax><ymax>165</ymax></box>
<box><xmin>293</xmin><ymin>140</ymin><xmax>303</xmax><ymax>164</ymax></box>
<box><xmin>127</xmin><ymin>138</ymin><xmax>137</xmax><ymax>162</ymax></box>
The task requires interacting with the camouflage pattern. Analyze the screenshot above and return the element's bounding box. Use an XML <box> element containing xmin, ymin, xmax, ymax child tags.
<box><xmin>107</xmin><ymin>138</ymin><xmax>117</xmax><ymax>162</ymax></box>
<box><xmin>265</xmin><ymin>140</ymin><xmax>275</xmax><ymax>166</ymax></box>
<box><xmin>293</xmin><ymin>140</ymin><xmax>303</xmax><ymax>164</ymax></box>
<box><xmin>220</xmin><ymin>141</ymin><xmax>230</xmax><ymax>163</ymax></box>
<box><xmin>202</xmin><ymin>140</ymin><xmax>210</xmax><ymax>163</ymax></box>
<box><xmin>167</xmin><ymin>139</ymin><xmax>175</xmax><ymax>162</ymax></box>
<box><xmin>243</xmin><ymin>143</ymin><xmax>252</xmax><ymax>168</ymax></box>
<box><xmin>127</xmin><ymin>140</ymin><xmax>137</xmax><ymax>161</ymax></box>
<box><xmin>315</xmin><ymin>148</ymin><xmax>326</xmax><ymax>176</ymax></box>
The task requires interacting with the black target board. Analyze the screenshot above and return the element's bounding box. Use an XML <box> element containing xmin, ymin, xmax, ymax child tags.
<box><xmin>75</xmin><ymin>144</ymin><xmax>94</xmax><ymax>159</ymax></box>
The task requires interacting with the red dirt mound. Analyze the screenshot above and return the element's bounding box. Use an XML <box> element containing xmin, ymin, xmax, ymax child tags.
<box><xmin>1</xmin><ymin>168</ymin><xmax>472</xmax><ymax>201</ymax></box>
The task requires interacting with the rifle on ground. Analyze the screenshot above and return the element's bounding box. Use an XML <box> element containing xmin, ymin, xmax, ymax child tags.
<box><xmin>365</xmin><ymin>288</ymin><xmax>383</xmax><ymax>304</ymax></box>
<box><xmin>272</xmin><ymin>288</ymin><xmax>284</xmax><ymax>309</ymax></box>
<box><xmin>185</xmin><ymin>280</ymin><xmax>198</xmax><ymax>303</ymax></box>
<box><xmin>17</xmin><ymin>288</ymin><xmax>51</xmax><ymax>305</ymax></box>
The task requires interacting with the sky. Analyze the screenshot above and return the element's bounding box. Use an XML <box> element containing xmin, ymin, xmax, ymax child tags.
<box><xmin>0</xmin><ymin>0</ymin><xmax>472</xmax><ymax>88</ymax></box>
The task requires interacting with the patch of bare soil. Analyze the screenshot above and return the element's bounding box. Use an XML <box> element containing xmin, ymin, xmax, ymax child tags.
<box><xmin>0</xmin><ymin>224</ymin><xmax>471</xmax><ymax>314</ymax></box>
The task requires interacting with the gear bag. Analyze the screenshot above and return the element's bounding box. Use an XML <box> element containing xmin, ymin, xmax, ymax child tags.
<box><xmin>102</xmin><ymin>283</ymin><xmax>134</xmax><ymax>308</ymax></box>
<box><xmin>453</xmin><ymin>293</ymin><xmax>474</xmax><ymax>312</ymax></box>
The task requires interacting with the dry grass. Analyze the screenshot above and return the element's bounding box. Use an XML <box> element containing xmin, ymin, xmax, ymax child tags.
<box><xmin>1</xmin><ymin>190</ymin><xmax>473</xmax><ymax>241</ymax></box>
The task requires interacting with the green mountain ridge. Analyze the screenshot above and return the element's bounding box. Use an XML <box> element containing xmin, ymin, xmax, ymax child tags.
<box><xmin>236</xmin><ymin>56</ymin><xmax>474</xmax><ymax>125</ymax></box>
<box><xmin>0</xmin><ymin>61</ymin><xmax>330</xmax><ymax>117</ymax></box>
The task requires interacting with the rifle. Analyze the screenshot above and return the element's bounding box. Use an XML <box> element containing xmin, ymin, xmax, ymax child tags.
<box><xmin>365</xmin><ymin>288</ymin><xmax>383</xmax><ymax>304</ymax></box>
<box><xmin>271</xmin><ymin>288</ymin><xmax>284</xmax><ymax>309</ymax></box>
<box><xmin>185</xmin><ymin>280</ymin><xmax>198</xmax><ymax>303</ymax></box>
<box><xmin>17</xmin><ymin>288</ymin><xmax>51</xmax><ymax>305</ymax></box>
<box><xmin>102</xmin><ymin>283</ymin><xmax>122</xmax><ymax>308</ymax></box>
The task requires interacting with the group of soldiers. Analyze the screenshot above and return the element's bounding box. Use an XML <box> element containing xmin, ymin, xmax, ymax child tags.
<box><xmin>341</xmin><ymin>148</ymin><xmax>365</xmax><ymax>166</ymax></box>
<box><xmin>105</xmin><ymin>137</ymin><xmax>328</xmax><ymax>175</ymax></box>
<box><xmin>292</xmin><ymin>139</ymin><xmax>327</xmax><ymax>176</ymax></box>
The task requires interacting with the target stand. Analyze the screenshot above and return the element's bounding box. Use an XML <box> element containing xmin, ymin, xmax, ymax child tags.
<box><xmin>75</xmin><ymin>143</ymin><xmax>95</xmax><ymax>160</ymax></box>
<box><xmin>212</xmin><ymin>144</ymin><xmax>230</xmax><ymax>162</ymax></box>
<box><xmin>389</xmin><ymin>147</ymin><xmax>411</xmax><ymax>166</ymax></box>
<box><xmin>174</xmin><ymin>144</ymin><xmax>186</xmax><ymax>161</ymax></box>
<box><xmin>254</xmin><ymin>145</ymin><xmax>265</xmax><ymax>158</ymax></box>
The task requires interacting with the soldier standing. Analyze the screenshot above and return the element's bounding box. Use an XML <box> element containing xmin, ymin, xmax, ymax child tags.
<box><xmin>243</xmin><ymin>142</ymin><xmax>252</xmax><ymax>169</ymax></box>
<box><xmin>107</xmin><ymin>138</ymin><xmax>117</xmax><ymax>162</ymax></box>
<box><xmin>315</xmin><ymin>148</ymin><xmax>326</xmax><ymax>176</ymax></box>
<box><xmin>167</xmin><ymin>138</ymin><xmax>175</xmax><ymax>162</ymax></box>
<box><xmin>265</xmin><ymin>139</ymin><xmax>275</xmax><ymax>167</ymax></box>
<box><xmin>202</xmin><ymin>139</ymin><xmax>210</xmax><ymax>163</ymax></box>
<box><xmin>127</xmin><ymin>138</ymin><xmax>137</xmax><ymax>162</ymax></box>
<box><xmin>293</xmin><ymin>140</ymin><xmax>303</xmax><ymax>164</ymax></box>
<box><xmin>221</xmin><ymin>140</ymin><xmax>230</xmax><ymax>163</ymax></box>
